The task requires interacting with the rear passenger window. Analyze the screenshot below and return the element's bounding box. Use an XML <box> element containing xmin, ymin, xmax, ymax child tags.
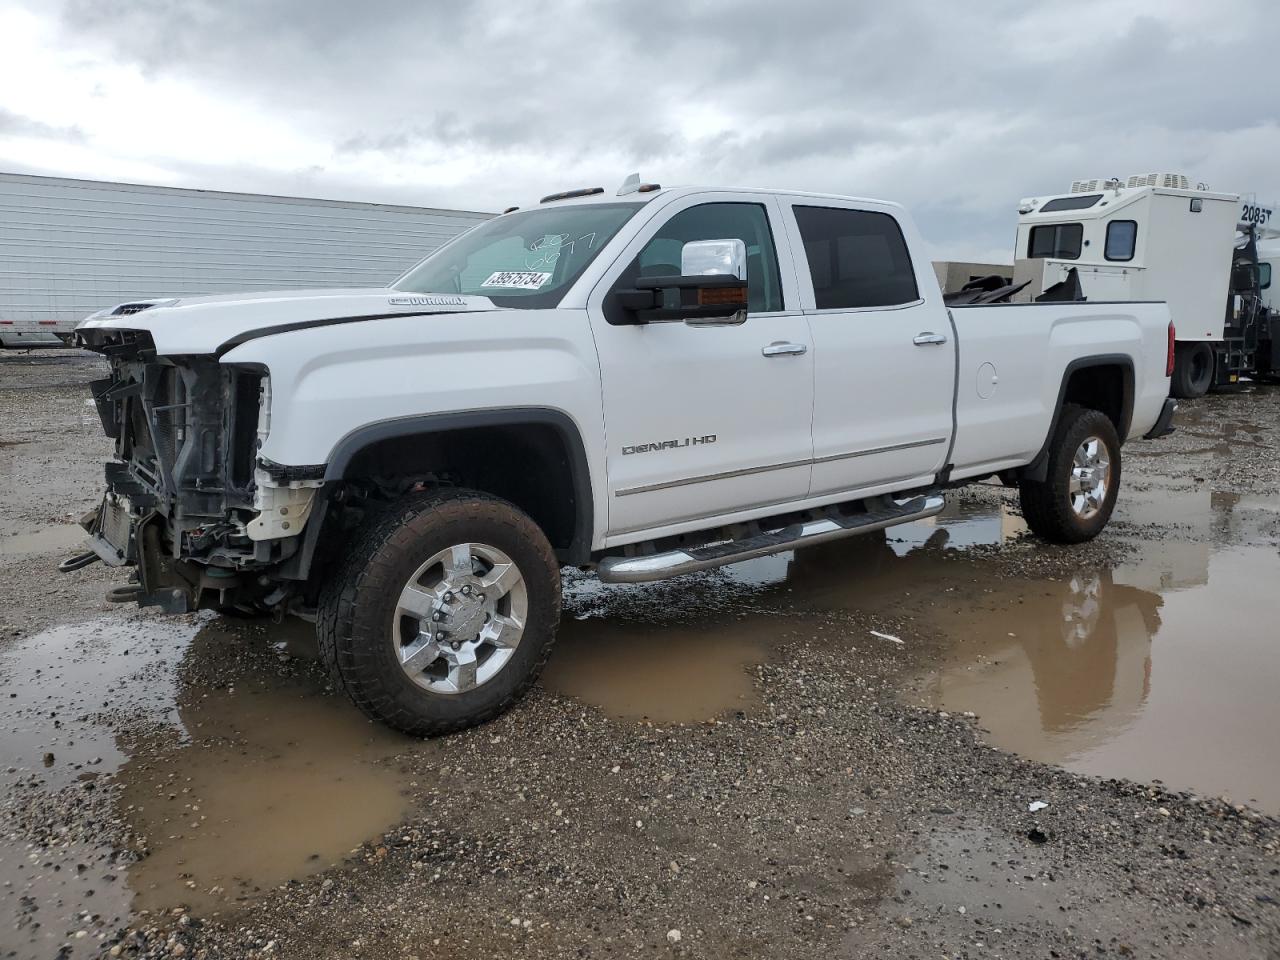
<box><xmin>1104</xmin><ymin>220</ymin><xmax>1137</xmax><ymax>262</ymax></box>
<box><xmin>793</xmin><ymin>206</ymin><xmax>919</xmax><ymax>310</ymax></box>
<box><xmin>1028</xmin><ymin>223</ymin><xmax>1083</xmax><ymax>260</ymax></box>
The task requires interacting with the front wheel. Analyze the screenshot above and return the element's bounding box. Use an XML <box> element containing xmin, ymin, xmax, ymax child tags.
<box><xmin>1018</xmin><ymin>405</ymin><xmax>1121</xmax><ymax>544</ymax></box>
<box><xmin>317</xmin><ymin>489</ymin><xmax>561</xmax><ymax>736</ymax></box>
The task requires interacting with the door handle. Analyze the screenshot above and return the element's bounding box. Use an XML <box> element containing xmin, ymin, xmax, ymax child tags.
<box><xmin>762</xmin><ymin>341</ymin><xmax>808</xmax><ymax>357</ymax></box>
<box><xmin>913</xmin><ymin>332</ymin><xmax>948</xmax><ymax>346</ymax></box>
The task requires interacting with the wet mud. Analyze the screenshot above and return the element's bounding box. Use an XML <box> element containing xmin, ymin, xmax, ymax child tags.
<box><xmin>0</xmin><ymin>616</ymin><xmax>419</xmax><ymax>953</ymax></box>
<box><xmin>543</xmin><ymin>616</ymin><xmax>767</xmax><ymax>723</ymax></box>
<box><xmin>705</xmin><ymin>491</ymin><xmax>1280</xmax><ymax>812</ymax></box>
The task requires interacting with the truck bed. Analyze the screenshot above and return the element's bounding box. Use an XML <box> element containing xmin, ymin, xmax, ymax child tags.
<box><xmin>947</xmin><ymin>300</ymin><xmax>1171</xmax><ymax>481</ymax></box>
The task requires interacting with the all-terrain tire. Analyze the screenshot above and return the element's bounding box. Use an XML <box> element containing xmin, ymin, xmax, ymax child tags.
<box><xmin>1018</xmin><ymin>404</ymin><xmax>1121</xmax><ymax>545</ymax></box>
<box><xmin>316</xmin><ymin>488</ymin><xmax>561</xmax><ymax>737</ymax></box>
<box><xmin>1170</xmin><ymin>341</ymin><xmax>1213</xmax><ymax>399</ymax></box>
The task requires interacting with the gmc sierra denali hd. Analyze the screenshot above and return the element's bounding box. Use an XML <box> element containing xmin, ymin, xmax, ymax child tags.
<box><xmin>65</xmin><ymin>180</ymin><xmax>1177</xmax><ymax>735</ymax></box>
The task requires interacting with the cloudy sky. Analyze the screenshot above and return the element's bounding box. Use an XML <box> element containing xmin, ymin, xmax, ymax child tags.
<box><xmin>1</xmin><ymin>0</ymin><xmax>1276</xmax><ymax>261</ymax></box>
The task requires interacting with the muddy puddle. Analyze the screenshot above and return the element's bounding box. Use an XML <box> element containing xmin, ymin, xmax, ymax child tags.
<box><xmin>919</xmin><ymin>541</ymin><xmax>1280</xmax><ymax>809</ymax></box>
<box><xmin>716</xmin><ymin>488</ymin><xmax>1280</xmax><ymax>812</ymax></box>
<box><xmin>543</xmin><ymin>616</ymin><xmax>766</xmax><ymax>723</ymax></box>
<box><xmin>0</xmin><ymin>615</ymin><xmax>416</xmax><ymax>954</ymax></box>
<box><xmin>0</xmin><ymin>523</ymin><xmax>88</xmax><ymax>556</ymax></box>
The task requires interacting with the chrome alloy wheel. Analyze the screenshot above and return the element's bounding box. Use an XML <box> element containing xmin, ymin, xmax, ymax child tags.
<box><xmin>1069</xmin><ymin>436</ymin><xmax>1111</xmax><ymax>520</ymax></box>
<box><xmin>393</xmin><ymin>543</ymin><xmax>528</xmax><ymax>695</ymax></box>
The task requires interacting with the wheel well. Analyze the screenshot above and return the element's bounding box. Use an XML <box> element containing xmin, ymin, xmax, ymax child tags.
<box><xmin>1018</xmin><ymin>358</ymin><xmax>1133</xmax><ymax>484</ymax></box>
<box><xmin>1062</xmin><ymin>362</ymin><xmax>1132</xmax><ymax>440</ymax></box>
<box><xmin>340</xmin><ymin>422</ymin><xmax>586</xmax><ymax>562</ymax></box>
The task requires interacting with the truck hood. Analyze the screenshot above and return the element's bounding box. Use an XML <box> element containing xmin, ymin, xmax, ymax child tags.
<box><xmin>77</xmin><ymin>288</ymin><xmax>499</xmax><ymax>356</ymax></box>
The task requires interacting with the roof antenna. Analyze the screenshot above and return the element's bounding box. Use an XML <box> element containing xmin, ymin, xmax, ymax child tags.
<box><xmin>617</xmin><ymin>173</ymin><xmax>641</xmax><ymax>196</ymax></box>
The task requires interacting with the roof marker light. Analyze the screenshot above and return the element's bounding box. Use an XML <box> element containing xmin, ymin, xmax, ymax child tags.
<box><xmin>540</xmin><ymin>187</ymin><xmax>605</xmax><ymax>204</ymax></box>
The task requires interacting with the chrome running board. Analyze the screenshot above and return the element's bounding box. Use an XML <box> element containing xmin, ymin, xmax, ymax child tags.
<box><xmin>597</xmin><ymin>493</ymin><xmax>945</xmax><ymax>584</ymax></box>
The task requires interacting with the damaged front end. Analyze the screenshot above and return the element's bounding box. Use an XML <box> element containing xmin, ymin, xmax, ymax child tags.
<box><xmin>65</xmin><ymin>327</ymin><xmax>322</xmax><ymax>614</ymax></box>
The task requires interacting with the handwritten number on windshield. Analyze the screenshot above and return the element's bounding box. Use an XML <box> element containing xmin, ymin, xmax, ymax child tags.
<box><xmin>525</xmin><ymin>232</ymin><xmax>598</xmax><ymax>271</ymax></box>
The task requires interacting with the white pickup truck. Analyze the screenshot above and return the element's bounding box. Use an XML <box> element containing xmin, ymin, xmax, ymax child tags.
<box><xmin>67</xmin><ymin>181</ymin><xmax>1177</xmax><ymax>735</ymax></box>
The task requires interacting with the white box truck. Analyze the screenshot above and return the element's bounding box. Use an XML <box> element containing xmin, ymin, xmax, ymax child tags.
<box><xmin>1011</xmin><ymin>174</ymin><xmax>1277</xmax><ymax>396</ymax></box>
<box><xmin>0</xmin><ymin>173</ymin><xmax>491</xmax><ymax>348</ymax></box>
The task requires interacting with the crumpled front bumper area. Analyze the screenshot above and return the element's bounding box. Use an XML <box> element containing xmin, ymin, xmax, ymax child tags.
<box><xmin>70</xmin><ymin>465</ymin><xmax>198</xmax><ymax>614</ymax></box>
<box><xmin>60</xmin><ymin>332</ymin><xmax>279</xmax><ymax>613</ymax></box>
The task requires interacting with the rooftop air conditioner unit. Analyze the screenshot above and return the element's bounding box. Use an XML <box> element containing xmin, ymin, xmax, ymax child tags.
<box><xmin>1127</xmin><ymin>173</ymin><xmax>1195</xmax><ymax>190</ymax></box>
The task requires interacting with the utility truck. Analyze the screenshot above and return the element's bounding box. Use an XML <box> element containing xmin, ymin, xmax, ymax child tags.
<box><xmin>1012</xmin><ymin>174</ymin><xmax>1278</xmax><ymax>397</ymax></box>
<box><xmin>62</xmin><ymin>179</ymin><xmax>1176</xmax><ymax>736</ymax></box>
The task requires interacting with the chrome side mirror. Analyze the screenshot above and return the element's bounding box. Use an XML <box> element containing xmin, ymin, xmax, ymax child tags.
<box><xmin>681</xmin><ymin>239</ymin><xmax>747</xmax><ymax>280</ymax></box>
<box><xmin>610</xmin><ymin>238</ymin><xmax>749</xmax><ymax>326</ymax></box>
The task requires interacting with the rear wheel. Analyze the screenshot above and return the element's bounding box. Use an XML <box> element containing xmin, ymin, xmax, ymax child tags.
<box><xmin>1018</xmin><ymin>405</ymin><xmax>1121</xmax><ymax>544</ymax></box>
<box><xmin>1170</xmin><ymin>341</ymin><xmax>1213</xmax><ymax>399</ymax></box>
<box><xmin>317</xmin><ymin>489</ymin><xmax>560</xmax><ymax>736</ymax></box>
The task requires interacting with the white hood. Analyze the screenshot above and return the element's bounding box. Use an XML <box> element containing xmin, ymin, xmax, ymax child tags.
<box><xmin>78</xmin><ymin>288</ymin><xmax>500</xmax><ymax>355</ymax></box>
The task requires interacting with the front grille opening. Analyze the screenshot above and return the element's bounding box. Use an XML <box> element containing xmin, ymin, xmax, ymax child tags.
<box><xmin>229</xmin><ymin>372</ymin><xmax>263</xmax><ymax>491</ymax></box>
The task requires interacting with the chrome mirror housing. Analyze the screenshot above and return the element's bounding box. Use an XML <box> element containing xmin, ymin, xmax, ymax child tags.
<box><xmin>681</xmin><ymin>239</ymin><xmax>747</xmax><ymax>281</ymax></box>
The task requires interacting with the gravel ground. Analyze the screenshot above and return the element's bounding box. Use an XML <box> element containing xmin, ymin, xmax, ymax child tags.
<box><xmin>1</xmin><ymin>350</ymin><xmax>1277</xmax><ymax>959</ymax></box>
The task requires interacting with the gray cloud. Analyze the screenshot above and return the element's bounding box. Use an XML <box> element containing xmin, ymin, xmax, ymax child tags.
<box><xmin>6</xmin><ymin>0</ymin><xmax>1278</xmax><ymax>259</ymax></box>
<box><xmin>0</xmin><ymin>107</ymin><xmax>86</xmax><ymax>143</ymax></box>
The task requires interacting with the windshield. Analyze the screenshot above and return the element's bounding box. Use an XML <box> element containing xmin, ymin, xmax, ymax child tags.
<box><xmin>394</xmin><ymin>202</ymin><xmax>643</xmax><ymax>308</ymax></box>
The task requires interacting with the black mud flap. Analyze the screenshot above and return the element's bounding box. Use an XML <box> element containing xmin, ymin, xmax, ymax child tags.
<box><xmin>1143</xmin><ymin>398</ymin><xmax>1178</xmax><ymax>440</ymax></box>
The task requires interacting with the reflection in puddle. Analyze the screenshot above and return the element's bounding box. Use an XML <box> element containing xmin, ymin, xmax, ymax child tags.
<box><xmin>718</xmin><ymin>487</ymin><xmax>1280</xmax><ymax>812</ymax></box>
<box><xmin>924</xmin><ymin>544</ymin><xmax>1280</xmax><ymax>810</ymax></box>
<box><xmin>888</xmin><ymin>496</ymin><xmax>1028</xmax><ymax>552</ymax></box>
<box><xmin>544</xmin><ymin>617</ymin><xmax>766</xmax><ymax>723</ymax></box>
<box><xmin>0</xmin><ymin>615</ymin><xmax>416</xmax><ymax>950</ymax></box>
<box><xmin>0</xmin><ymin>618</ymin><xmax>200</xmax><ymax>786</ymax></box>
<box><xmin>0</xmin><ymin>618</ymin><xmax>198</xmax><ymax>958</ymax></box>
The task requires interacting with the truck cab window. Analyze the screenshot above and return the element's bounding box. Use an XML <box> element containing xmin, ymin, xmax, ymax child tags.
<box><xmin>793</xmin><ymin>206</ymin><xmax>919</xmax><ymax>309</ymax></box>
<box><xmin>1104</xmin><ymin>220</ymin><xmax>1137</xmax><ymax>262</ymax></box>
<box><xmin>396</xmin><ymin>202</ymin><xmax>642</xmax><ymax>308</ymax></box>
<box><xmin>1040</xmin><ymin>194</ymin><xmax>1102</xmax><ymax>212</ymax></box>
<box><xmin>1028</xmin><ymin>223</ymin><xmax>1083</xmax><ymax>260</ymax></box>
<box><xmin>618</xmin><ymin>202</ymin><xmax>783</xmax><ymax>313</ymax></box>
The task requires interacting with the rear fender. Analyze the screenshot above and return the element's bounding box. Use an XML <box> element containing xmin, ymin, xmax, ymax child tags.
<box><xmin>1023</xmin><ymin>355</ymin><xmax>1134</xmax><ymax>482</ymax></box>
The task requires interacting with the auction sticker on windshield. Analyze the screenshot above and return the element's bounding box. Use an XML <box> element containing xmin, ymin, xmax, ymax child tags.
<box><xmin>482</xmin><ymin>271</ymin><xmax>552</xmax><ymax>290</ymax></box>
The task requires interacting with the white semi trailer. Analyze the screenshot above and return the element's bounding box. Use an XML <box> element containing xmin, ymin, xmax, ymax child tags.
<box><xmin>0</xmin><ymin>173</ymin><xmax>491</xmax><ymax>348</ymax></box>
<box><xmin>1011</xmin><ymin>174</ymin><xmax>1277</xmax><ymax>397</ymax></box>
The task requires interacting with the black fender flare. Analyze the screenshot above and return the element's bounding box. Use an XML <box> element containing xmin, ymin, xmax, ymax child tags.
<box><xmin>322</xmin><ymin>406</ymin><xmax>595</xmax><ymax>564</ymax></box>
<box><xmin>1022</xmin><ymin>355</ymin><xmax>1135</xmax><ymax>483</ymax></box>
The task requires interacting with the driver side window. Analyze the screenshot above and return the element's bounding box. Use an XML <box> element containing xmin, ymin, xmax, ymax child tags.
<box><xmin>619</xmin><ymin>202</ymin><xmax>784</xmax><ymax>314</ymax></box>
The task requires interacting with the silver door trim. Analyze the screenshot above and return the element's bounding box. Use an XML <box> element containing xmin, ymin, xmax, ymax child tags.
<box><xmin>614</xmin><ymin>436</ymin><xmax>946</xmax><ymax>497</ymax></box>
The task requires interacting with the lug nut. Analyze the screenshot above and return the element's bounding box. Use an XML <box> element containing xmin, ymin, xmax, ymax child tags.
<box><xmin>432</xmin><ymin>611</ymin><xmax>442</xmax><ymax>622</ymax></box>
<box><xmin>461</xmin><ymin>585</ymin><xmax>472</xmax><ymax>596</ymax></box>
<box><xmin>450</xmin><ymin>641</ymin><xmax>460</xmax><ymax>650</ymax></box>
<box><xmin>443</xmin><ymin>591</ymin><xmax>454</xmax><ymax>602</ymax></box>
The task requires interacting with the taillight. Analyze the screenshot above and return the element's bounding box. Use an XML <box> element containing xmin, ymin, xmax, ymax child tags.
<box><xmin>1166</xmin><ymin>322</ymin><xmax>1176</xmax><ymax>378</ymax></box>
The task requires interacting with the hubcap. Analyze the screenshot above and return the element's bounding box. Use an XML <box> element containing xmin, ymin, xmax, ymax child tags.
<box><xmin>1069</xmin><ymin>436</ymin><xmax>1111</xmax><ymax>520</ymax></box>
<box><xmin>393</xmin><ymin>542</ymin><xmax>528</xmax><ymax>695</ymax></box>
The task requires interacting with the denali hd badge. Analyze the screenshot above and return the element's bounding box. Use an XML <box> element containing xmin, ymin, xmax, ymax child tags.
<box><xmin>387</xmin><ymin>295</ymin><xmax>468</xmax><ymax>307</ymax></box>
<box><xmin>622</xmin><ymin>435</ymin><xmax>716</xmax><ymax>455</ymax></box>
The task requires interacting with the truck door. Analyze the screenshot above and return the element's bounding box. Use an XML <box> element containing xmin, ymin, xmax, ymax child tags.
<box><xmin>779</xmin><ymin>200</ymin><xmax>954</xmax><ymax>496</ymax></box>
<box><xmin>586</xmin><ymin>194</ymin><xmax>813</xmax><ymax>541</ymax></box>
